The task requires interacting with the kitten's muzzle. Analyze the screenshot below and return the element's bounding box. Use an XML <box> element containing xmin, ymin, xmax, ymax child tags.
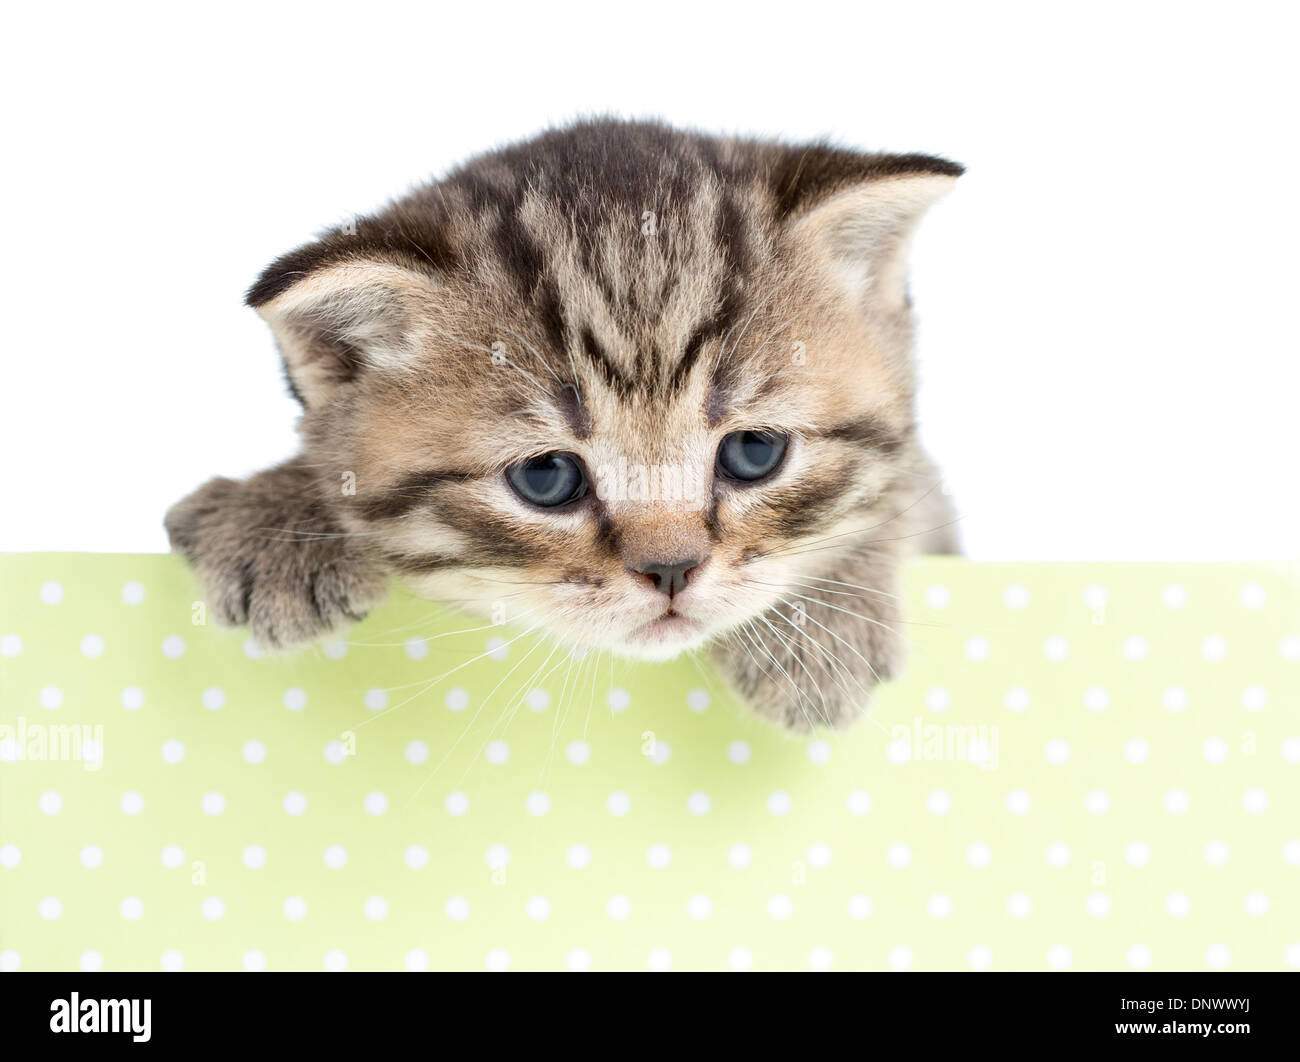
<box><xmin>634</xmin><ymin>557</ymin><xmax>704</xmax><ymax>598</ymax></box>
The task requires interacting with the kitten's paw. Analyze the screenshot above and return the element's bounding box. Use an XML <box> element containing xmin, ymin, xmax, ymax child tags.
<box><xmin>165</xmin><ymin>464</ymin><xmax>387</xmax><ymax>651</ymax></box>
<box><xmin>711</xmin><ymin>587</ymin><xmax>904</xmax><ymax>731</ymax></box>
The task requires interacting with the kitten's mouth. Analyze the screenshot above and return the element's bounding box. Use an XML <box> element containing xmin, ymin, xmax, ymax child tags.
<box><xmin>625</xmin><ymin>608</ymin><xmax>701</xmax><ymax>648</ymax></box>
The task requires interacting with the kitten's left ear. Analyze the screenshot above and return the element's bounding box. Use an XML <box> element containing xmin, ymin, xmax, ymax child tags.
<box><xmin>774</xmin><ymin>148</ymin><xmax>963</xmax><ymax>312</ymax></box>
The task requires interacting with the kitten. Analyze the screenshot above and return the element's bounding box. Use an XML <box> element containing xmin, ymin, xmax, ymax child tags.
<box><xmin>165</xmin><ymin>119</ymin><xmax>961</xmax><ymax>730</ymax></box>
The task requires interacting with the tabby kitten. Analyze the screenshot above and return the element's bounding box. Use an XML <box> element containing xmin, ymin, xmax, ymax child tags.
<box><xmin>165</xmin><ymin>119</ymin><xmax>961</xmax><ymax>730</ymax></box>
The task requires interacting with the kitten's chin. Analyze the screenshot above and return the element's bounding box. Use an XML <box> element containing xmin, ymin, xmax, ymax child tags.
<box><xmin>611</xmin><ymin>614</ymin><xmax>712</xmax><ymax>662</ymax></box>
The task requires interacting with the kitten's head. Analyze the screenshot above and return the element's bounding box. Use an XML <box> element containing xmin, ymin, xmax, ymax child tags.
<box><xmin>248</xmin><ymin>120</ymin><xmax>959</xmax><ymax>660</ymax></box>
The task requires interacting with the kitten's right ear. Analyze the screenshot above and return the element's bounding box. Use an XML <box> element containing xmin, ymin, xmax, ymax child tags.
<box><xmin>246</xmin><ymin>247</ymin><xmax>442</xmax><ymax>410</ymax></box>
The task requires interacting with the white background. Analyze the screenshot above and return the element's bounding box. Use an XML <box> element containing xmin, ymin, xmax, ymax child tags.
<box><xmin>2</xmin><ymin>0</ymin><xmax>1296</xmax><ymax>559</ymax></box>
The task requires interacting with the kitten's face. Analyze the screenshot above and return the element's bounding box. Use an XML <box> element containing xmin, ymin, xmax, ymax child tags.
<box><xmin>253</xmin><ymin>122</ymin><xmax>956</xmax><ymax>661</ymax></box>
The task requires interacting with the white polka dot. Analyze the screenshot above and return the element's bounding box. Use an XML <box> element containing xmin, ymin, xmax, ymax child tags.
<box><xmin>1239</xmin><ymin>582</ymin><xmax>1267</xmax><ymax>609</ymax></box>
<box><xmin>121</xmin><ymin>580</ymin><xmax>146</xmax><ymax>605</ymax></box>
<box><xmin>1205</xmin><ymin>943</ymin><xmax>1231</xmax><ymax>969</ymax></box>
<box><xmin>404</xmin><ymin>844</ymin><xmax>427</xmax><ymax>869</ymax></box>
<box><xmin>886</xmin><ymin>842</ymin><xmax>912</xmax><ymax>868</ymax></box>
<box><xmin>202</xmin><ymin>896</ymin><xmax>226</xmax><ymax>921</ymax></box>
<box><xmin>808</xmin><ymin>946</ymin><xmax>834</xmax><ymax>971</ymax></box>
<box><xmin>120</xmin><ymin>896</ymin><xmax>144</xmax><ymax>920</ymax></box>
<box><xmin>242</xmin><ymin>950</ymin><xmax>267</xmax><ymax>972</ymax></box>
<box><xmin>1162</xmin><ymin>583</ymin><xmax>1187</xmax><ymax>609</ymax></box>
<box><xmin>79</xmin><ymin>950</ymin><xmax>103</xmax><ymax>972</ymax></box>
<box><xmin>1163</xmin><ymin>686</ymin><xmax>1188</xmax><ymax>712</ymax></box>
<box><xmin>79</xmin><ymin>844</ymin><xmax>103</xmax><ymax>869</ymax></box>
<box><xmin>1086</xmin><ymin>892</ymin><xmax>1112</xmax><ymax>918</ymax></box>
<box><xmin>1084</xmin><ymin>686</ymin><xmax>1109</xmax><ymax>712</ymax></box>
<box><xmin>405</xmin><ymin>949</ymin><xmax>430</xmax><ymax>972</ymax></box>
<box><xmin>647</xmin><ymin>738</ymin><xmax>671</xmax><ymax>764</ymax></box>
<box><xmin>201</xmin><ymin>791</ymin><xmax>226</xmax><ymax>815</ymax></box>
<box><xmin>444</xmin><ymin>688</ymin><xmax>469</xmax><ymax>712</ymax></box>
<box><xmin>324</xmin><ymin>949</ymin><xmax>347</xmax><ymax>971</ymax></box>
<box><xmin>282</xmin><ymin>896</ymin><xmax>307</xmax><ymax>921</ymax></box>
<box><xmin>364</xmin><ymin>896</ymin><xmax>389</xmax><ymax>921</ymax></box>
<box><xmin>1004</xmin><ymin>686</ymin><xmax>1030</xmax><ymax>713</ymax></box>
<box><xmin>363</xmin><ymin>688</ymin><xmax>388</xmax><ymax>712</ymax></box>
<box><xmin>282</xmin><ymin>791</ymin><xmax>307</xmax><ymax>816</ymax></box>
<box><xmin>847</xmin><ymin>790</ymin><xmax>872</xmax><ymax>815</ymax></box>
<box><xmin>201</xmin><ymin>686</ymin><xmax>225</xmax><ymax>711</ymax></box>
<box><xmin>1125</xmin><ymin>841</ymin><xmax>1151</xmax><ymax>867</ymax></box>
<box><xmin>525</xmin><ymin>791</ymin><xmax>550</xmax><ymax>816</ymax></box>
<box><xmin>1243</xmin><ymin>787</ymin><xmax>1269</xmax><ymax>813</ymax></box>
<box><xmin>727</xmin><ymin>843</ymin><xmax>753</xmax><ymax>869</ymax></box>
<box><xmin>848</xmin><ymin>894</ymin><xmax>873</xmax><ymax>919</ymax></box>
<box><xmin>444</xmin><ymin>791</ymin><xmax>469</xmax><ymax>816</ymax></box>
<box><xmin>485</xmin><ymin>844</ymin><xmax>510</xmax><ymax>870</ymax></box>
<box><xmin>566</xmin><ymin>948</ymin><xmax>592</xmax><ymax>972</ymax></box>
<box><xmin>885</xmin><ymin>737</ymin><xmax>911</xmax><ymax>764</ymax></box>
<box><xmin>686</xmin><ymin>687</ymin><xmax>710</xmax><ymax>711</ymax></box>
<box><xmin>646</xmin><ymin>843</ymin><xmax>673</xmax><ymax>869</ymax></box>
<box><xmin>1203</xmin><ymin>840</ymin><xmax>1230</xmax><ymax>866</ymax></box>
<box><xmin>161</xmin><ymin>635</ymin><xmax>185</xmax><ymax>659</ymax></box>
<box><xmin>1045</xmin><ymin>739</ymin><xmax>1071</xmax><ymax>765</ymax></box>
<box><xmin>1287</xmin><ymin>943</ymin><xmax>1300</xmax><ymax>969</ymax></box>
<box><xmin>120</xmin><ymin>792</ymin><xmax>144</xmax><ymax>816</ymax></box>
<box><xmin>766</xmin><ymin>894</ymin><xmax>793</xmax><ymax>920</ymax></box>
<box><xmin>1127</xmin><ymin>944</ymin><xmax>1152</xmax><ymax>970</ymax></box>
<box><xmin>927</xmin><ymin>893</ymin><xmax>953</xmax><ymax>919</ymax></box>
<box><xmin>566</xmin><ymin>740</ymin><xmax>591</xmax><ymax>765</ymax></box>
<box><xmin>485</xmin><ymin>740</ymin><xmax>510</xmax><ymax>765</ymax></box>
<box><xmin>1003</xmin><ymin>584</ymin><xmax>1030</xmax><ymax>609</ymax></box>
<box><xmin>39</xmin><ymin>686</ymin><xmax>63</xmax><ymax>710</ymax></box>
<box><xmin>566</xmin><ymin>844</ymin><xmax>591</xmax><ymax>869</ymax></box>
<box><xmin>81</xmin><ymin>633</ymin><xmax>105</xmax><ymax>659</ymax></box>
<box><xmin>926</xmin><ymin>789</ymin><xmax>951</xmax><ymax>816</ymax></box>
<box><xmin>243</xmin><ymin>845</ymin><xmax>266</xmax><ymax>870</ymax></box>
<box><xmin>242</xmin><ymin>740</ymin><xmax>267</xmax><ymax>765</ymax></box>
<box><xmin>607</xmin><ymin>688</ymin><xmax>630</xmax><ymax>712</ymax></box>
<box><xmin>1165</xmin><ymin>892</ymin><xmax>1191</xmax><ymax>917</ymax></box>
<box><xmin>485</xmin><ymin>637</ymin><xmax>508</xmax><ymax>661</ymax></box>
<box><xmin>1124</xmin><ymin>738</ymin><xmax>1151</xmax><ymax>765</ymax></box>
<box><xmin>1005</xmin><ymin>789</ymin><xmax>1031</xmax><ymax>815</ymax></box>
<box><xmin>924</xmin><ymin>584</ymin><xmax>950</xmax><ymax>609</ymax></box>
<box><xmin>1046</xmin><ymin>842</ymin><xmax>1072</xmax><ymax>868</ymax></box>
<box><xmin>40</xmin><ymin>580</ymin><xmax>64</xmax><ymax>604</ymax></box>
<box><xmin>965</xmin><ymin>636</ymin><xmax>990</xmax><ymax>661</ymax></box>
<box><xmin>804</xmin><ymin>842</ymin><xmax>832</xmax><ymax>869</ymax></box>
<box><xmin>1085</xmin><ymin>788</ymin><xmax>1110</xmax><ymax>814</ymax></box>
<box><xmin>806</xmin><ymin>739</ymin><xmax>831</xmax><ymax>764</ymax></box>
<box><xmin>38</xmin><ymin>896</ymin><xmax>62</xmax><ymax>920</ymax></box>
<box><xmin>161</xmin><ymin>739</ymin><xmax>185</xmax><ymax>764</ymax></box>
<box><xmin>323</xmin><ymin>740</ymin><xmax>348</xmax><ymax>765</ymax></box>
<box><xmin>968</xmin><ymin>946</ymin><xmax>993</xmax><ymax>971</ymax></box>
<box><xmin>687</xmin><ymin>791</ymin><xmax>712</xmax><ymax>815</ymax></box>
<box><xmin>1201</xmin><ymin>737</ymin><xmax>1229</xmax><ymax>764</ymax></box>
<box><xmin>39</xmin><ymin>790</ymin><xmax>62</xmax><ymax>815</ymax></box>
<box><xmin>766</xmin><ymin>790</ymin><xmax>792</xmax><ymax>816</ymax></box>
<box><xmin>525</xmin><ymin>688</ymin><xmax>551</xmax><ymax>712</ymax></box>
<box><xmin>966</xmin><ymin>842</ymin><xmax>992</xmax><ymax>868</ymax></box>
<box><xmin>888</xmin><ymin>946</ymin><xmax>914</xmax><ymax>971</ymax></box>
<box><xmin>925</xmin><ymin>687</ymin><xmax>951</xmax><ymax>713</ymax></box>
<box><xmin>404</xmin><ymin>637</ymin><xmax>429</xmax><ymax>660</ymax></box>
<box><xmin>1044</xmin><ymin>635</ymin><xmax>1069</xmax><ymax>661</ymax></box>
<box><xmin>1006</xmin><ymin>892</ymin><xmax>1032</xmax><ymax>918</ymax></box>
<box><xmin>727</xmin><ymin>740</ymin><xmax>751</xmax><ymax>765</ymax></box>
<box><xmin>1244</xmin><ymin>891</ymin><xmax>1270</xmax><ymax>916</ymax></box>
<box><xmin>243</xmin><ymin>638</ymin><xmax>263</xmax><ymax>659</ymax></box>
<box><xmin>1202</xmin><ymin>634</ymin><xmax>1227</xmax><ymax>661</ymax></box>
<box><xmin>161</xmin><ymin>949</ymin><xmax>185</xmax><ymax>972</ymax></box>
<box><xmin>364</xmin><ymin>791</ymin><xmax>388</xmax><ymax>816</ymax></box>
<box><xmin>684</xmin><ymin>894</ymin><xmax>713</xmax><ymax>920</ymax></box>
<box><xmin>0</xmin><ymin>844</ymin><xmax>21</xmax><ymax>868</ymax></box>
<box><xmin>158</xmin><ymin>844</ymin><xmax>184</xmax><ymax>869</ymax></box>
<box><xmin>1082</xmin><ymin>583</ymin><xmax>1108</xmax><ymax>612</ymax></box>
<box><xmin>445</xmin><ymin>896</ymin><xmax>469</xmax><ymax>921</ymax></box>
<box><xmin>0</xmin><ymin>634</ymin><xmax>20</xmax><ymax>658</ymax></box>
<box><xmin>320</xmin><ymin>638</ymin><xmax>347</xmax><ymax>660</ymax></box>
<box><xmin>1242</xmin><ymin>686</ymin><xmax>1268</xmax><ymax>711</ymax></box>
<box><xmin>1122</xmin><ymin>635</ymin><xmax>1148</xmax><ymax>661</ymax></box>
<box><xmin>1282</xmin><ymin>635</ymin><xmax>1300</xmax><ymax>662</ymax></box>
<box><xmin>606</xmin><ymin>895</ymin><xmax>632</xmax><ymax>920</ymax></box>
<box><xmin>606</xmin><ymin>791</ymin><xmax>631</xmax><ymax>816</ymax></box>
<box><xmin>1283</xmin><ymin>737</ymin><xmax>1300</xmax><ymax>763</ymax></box>
<box><xmin>120</xmin><ymin>686</ymin><xmax>145</xmax><ymax>710</ymax></box>
<box><xmin>321</xmin><ymin>844</ymin><xmax>347</xmax><ymax>869</ymax></box>
<box><xmin>1047</xmin><ymin>945</ymin><xmax>1072</xmax><ymax>971</ymax></box>
<box><xmin>282</xmin><ymin>687</ymin><xmax>307</xmax><ymax>712</ymax></box>
<box><xmin>1283</xmin><ymin>839</ymin><xmax>1300</xmax><ymax>865</ymax></box>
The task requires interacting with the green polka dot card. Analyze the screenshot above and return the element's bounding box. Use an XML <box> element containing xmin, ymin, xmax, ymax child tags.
<box><xmin>1</xmin><ymin>554</ymin><xmax>1297</xmax><ymax>972</ymax></box>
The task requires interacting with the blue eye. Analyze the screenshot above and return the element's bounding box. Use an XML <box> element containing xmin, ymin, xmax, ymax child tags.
<box><xmin>716</xmin><ymin>431</ymin><xmax>789</xmax><ymax>483</ymax></box>
<box><xmin>505</xmin><ymin>452</ymin><xmax>588</xmax><ymax>507</ymax></box>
